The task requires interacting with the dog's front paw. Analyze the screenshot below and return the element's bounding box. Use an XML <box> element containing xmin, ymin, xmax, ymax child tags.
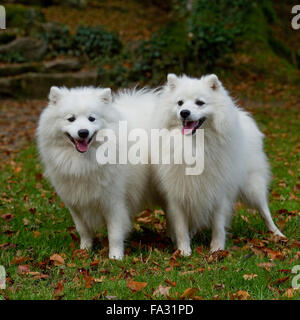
<box><xmin>80</xmin><ymin>239</ymin><xmax>93</xmax><ymax>250</ymax></box>
<box><xmin>273</xmin><ymin>229</ymin><xmax>286</xmax><ymax>238</ymax></box>
<box><xmin>178</xmin><ymin>246</ymin><xmax>192</xmax><ymax>257</ymax></box>
<box><xmin>109</xmin><ymin>249</ymin><xmax>124</xmax><ymax>260</ymax></box>
<box><xmin>210</xmin><ymin>241</ymin><xmax>225</xmax><ymax>253</ymax></box>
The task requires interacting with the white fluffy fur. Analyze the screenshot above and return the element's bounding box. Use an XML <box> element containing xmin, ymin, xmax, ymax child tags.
<box><xmin>152</xmin><ymin>74</ymin><xmax>284</xmax><ymax>255</ymax></box>
<box><xmin>37</xmin><ymin>87</ymin><xmax>162</xmax><ymax>260</ymax></box>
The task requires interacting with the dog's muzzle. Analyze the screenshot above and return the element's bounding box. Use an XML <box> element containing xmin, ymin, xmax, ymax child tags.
<box><xmin>181</xmin><ymin>117</ymin><xmax>206</xmax><ymax>135</ymax></box>
<box><xmin>65</xmin><ymin>132</ymin><xmax>96</xmax><ymax>153</ymax></box>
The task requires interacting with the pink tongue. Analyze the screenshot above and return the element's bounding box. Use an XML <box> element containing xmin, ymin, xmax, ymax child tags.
<box><xmin>182</xmin><ymin>121</ymin><xmax>198</xmax><ymax>135</ymax></box>
<box><xmin>75</xmin><ymin>139</ymin><xmax>89</xmax><ymax>152</ymax></box>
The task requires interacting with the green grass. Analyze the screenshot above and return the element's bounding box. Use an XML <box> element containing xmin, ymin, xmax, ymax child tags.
<box><xmin>0</xmin><ymin>100</ymin><xmax>299</xmax><ymax>300</ymax></box>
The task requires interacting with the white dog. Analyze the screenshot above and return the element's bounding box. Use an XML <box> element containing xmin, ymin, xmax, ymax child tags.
<box><xmin>152</xmin><ymin>74</ymin><xmax>284</xmax><ymax>255</ymax></box>
<box><xmin>37</xmin><ymin>87</ymin><xmax>161</xmax><ymax>260</ymax></box>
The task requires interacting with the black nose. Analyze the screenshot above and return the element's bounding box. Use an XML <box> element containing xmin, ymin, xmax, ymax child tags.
<box><xmin>180</xmin><ymin>109</ymin><xmax>191</xmax><ymax>119</ymax></box>
<box><xmin>78</xmin><ymin>129</ymin><xmax>89</xmax><ymax>139</ymax></box>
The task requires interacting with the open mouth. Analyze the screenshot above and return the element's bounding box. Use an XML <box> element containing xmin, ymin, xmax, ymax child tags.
<box><xmin>181</xmin><ymin>117</ymin><xmax>206</xmax><ymax>135</ymax></box>
<box><xmin>65</xmin><ymin>132</ymin><xmax>95</xmax><ymax>153</ymax></box>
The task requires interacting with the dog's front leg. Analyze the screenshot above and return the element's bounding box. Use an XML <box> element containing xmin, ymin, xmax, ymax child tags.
<box><xmin>69</xmin><ymin>208</ymin><xmax>94</xmax><ymax>250</ymax></box>
<box><xmin>168</xmin><ymin>202</ymin><xmax>191</xmax><ymax>256</ymax></box>
<box><xmin>106</xmin><ymin>203</ymin><xmax>131</xmax><ymax>260</ymax></box>
<box><xmin>210</xmin><ymin>198</ymin><xmax>232</xmax><ymax>253</ymax></box>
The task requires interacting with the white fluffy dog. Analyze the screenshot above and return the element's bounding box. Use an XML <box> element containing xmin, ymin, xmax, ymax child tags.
<box><xmin>152</xmin><ymin>74</ymin><xmax>284</xmax><ymax>255</ymax></box>
<box><xmin>37</xmin><ymin>87</ymin><xmax>160</xmax><ymax>260</ymax></box>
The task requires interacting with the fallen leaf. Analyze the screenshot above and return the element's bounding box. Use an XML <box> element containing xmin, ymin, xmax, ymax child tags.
<box><xmin>257</xmin><ymin>262</ymin><xmax>275</xmax><ymax>271</ymax></box>
<box><xmin>32</xmin><ymin>274</ymin><xmax>49</xmax><ymax>280</ymax></box>
<box><xmin>215</xmin><ymin>283</ymin><xmax>225</xmax><ymax>290</ymax></box>
<box><xmin>180</xmin><ymin>288</ymin><xmax>195</xmax><ymax>299</ymax></box>
<box><xmin>283</xmin><ymin>288</ymin><xmax>295</xmax><ymax>298</ymax></box>
<box><xmin>93</xmin><ymin>276</ymin><xmax>106</xmax><ymax>283</ymax></box>
<box><xmin>231</xmin><ymin>290</ymin><xmax>250</xmax><ymax>300</ymax></box>
<box><xmin>90</xmin><ymin>259</ymin><xmax>100</xmax><ymax>267</ymax></box>
<box><xmin>83</xmin><ymin>275</ymin><xmax>94</xmax><ymax>289</ymax></box>
<box><xmin>208</xmin><ymin>250</ymin><xmax>229</xmax><ymax>263</ymax></box>
<box><xmin>54</xmin><ymin>280</ymin><xmax>64</xmax><ymax>297</ymax></box>
<box><xmin>72</xmin><ymin>249</ymin><xmax>89</xmax><ymax>260</ymax></box>
<box><xmin>0</xmin><ymin>243</ymin><xmax>16</xmax><ymax>249</ymax></box>
<box><xmin>17</xmin><ymin>265</ymin><xmax>30</xmax><ymax>274</ymax></box>
<box><xmin>169</xmin><ymin>249</ymin><xmax>181</xmax><ymax>267</ymax></box>
<box><xmin>11</xmin><ymin>256</ymin><xmax>29</xmax><ymax>265</ymax></box>
<box><xmin>127</xmin><ymin>280</ymin><xmax>148</xmax><ymax>292</ymax></box>
<box><xmin>50</xmin><ymin>254</ymin><xmax>65</xmax><ymax>266</ymax></box>
<box><xmin>243</xmin><ymin>274</ymin><xmax>258</xmax><ymax>280</ymax></box>
<box><xmin>153</xmin><ymin>285</ymin><xmax>171</xmax><ymax>297</ymax></box>
<box><xmin>1</xmin><ymin>213</ymin><xmax>14</xmax><ymax>221</ymax></box>
<box><xmin>274</xmin><ymin>276</ymin><xmax>289</xmax><ymax>284</ymax></box>
<box><xmin>165</xmin><ymin>279</ymin><xmax>176</xmax><ymax>287</ymax></box>
<box><xmin>33</xmin><ymin>231</ymin><xmax>41</xmax><ymax>238</ymax></box>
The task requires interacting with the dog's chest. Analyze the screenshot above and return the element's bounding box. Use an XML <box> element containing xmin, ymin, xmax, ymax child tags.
<box><xmin>51</xmin><ymin>165</ymin><xmax>119</xmax><ymax>208</ymax></box>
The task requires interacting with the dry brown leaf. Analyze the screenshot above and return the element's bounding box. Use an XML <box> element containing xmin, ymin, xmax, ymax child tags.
<box><xmin>11</xmin><ymin>256</ymin><xmax>29</xmax><ymax>265</ymax></box>
<box><xmin>165</xmin><ymin>279</ymin><xmax>176</xmax><ymax>287</ymax></box>
<box><xmin>127</xmin><ymin>280</ymin><xmax>148</xmax><ymax>292</ymax></box>
<box><xmin>93</xmin><ymin>276</ymin><xmax>106</xmax><ymax>283</ymax></box>
<box><xmin>32</xmin><ymin>274</ymin><xmax>49</xmax><ymax>280</ymax></box>
<box><xmin>50</xmin><ymin>253</ymin><xmax>65</xmax><ymax>266</ymax></box>
<box><xmin>33</xmin><ymin>231</ymin><xmax>41</xmax><ymax>238</ymax></box>
<box><xmin>180</xmin><ymin>288</ymin><xmax>195</xmax><ymax>299</ymax></box>
<box><xmin>274</xmin><ymin>276</ymin><xmax>289</xmax><ymax>284</ymax></box>
<box><xmin>208</xmin><ymin>250</ymin><xmax>229</xmax><ymax>263</ymax></box>
<box><xmin>231</xmin><ymin>290</ymin><xmax>250</xmax><ymax>300</ymax></box>
<box><xmin>283</xmin><ymin>288</ymin><xmax>296</xmax><ymax>298</ymax></box>
<box><xmin>1</xmin><ymin>213</ymin><xmax>14</xmax><ymax>221</ymax></box>
<box><xmin>243</xmin><ymin>273</ymin><xmax>258</xmax><ymax>280</ymax></box>
<box><xmin>153</xmin><ymin>285</ymin><xmax>171</xmax><ymax>297</ymax></box>
<box><xmin>17</xmin><ymin>265</ymin><xmax>30</xmax><ymax>274</ymax></box>
<box><xmin>257</xmin><ymin>262</ymin><xmax>275</xmax><ymax>271</ymax></box>
<box><xmin>54</xmin><ymin>280</ymin><xmax>64</xmax><ymax>297</ymax></box>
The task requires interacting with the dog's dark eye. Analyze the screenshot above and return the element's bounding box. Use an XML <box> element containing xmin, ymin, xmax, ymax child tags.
<box><xmin>177</xmin><ymin>100</ymin><xmax>184</xmax><ymax>106</ymax></box>
<box><xmin>88</xmin><ymin>116</ymin><xmax>95</xmax><ymax>122</ymax></box>
<box><xmin>195</xmin><ymin>100</ymin><xmax>205</xmax><ymax>106</ymax></box>
<box><xmin>67</xmin><ymin>116</ymin><xmax>75</xmax><ymax>122</ymax></box>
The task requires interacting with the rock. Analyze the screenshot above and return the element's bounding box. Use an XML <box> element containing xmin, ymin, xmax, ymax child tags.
<box><xmin>0</xmin><ymin>30</ymin><xmax>17</xmax><ymax>45</ymax></box>
<box><xmin>0</xmin><ymin>37</ymin><xmax>47</xmax><ymax>61</ymax></box>
<box><xmin>53</xmin><ymin>0</ymin><xmax>88</xmax><ymax>8</ymax></box>
<box><xmin>6</xmin><ymin>5</ymin><xmax>45</xmax><ymax>29</ymax></box>
<box><xmin>0</xmin><ymin>71</ymin><xmax>98</xmax><ymax>98</ymax></box>
<box><xmin>41</xmin><ymin>22</ymin><xmax>73</xmax><ymax>53</ymax></box>
<box><xmin>0</xmin><ymin>62</ymin><xmax>42</xmax><ymax>77</ymax></box>
<box><xmin>43</xmin><ymin>58</ymin><xmax>82</xmax><ymax>73</ymax></box>
<box><xmin>5</xmin><ymin>1</ymin><xmax>52</xmax><ymax>6</ymax></box>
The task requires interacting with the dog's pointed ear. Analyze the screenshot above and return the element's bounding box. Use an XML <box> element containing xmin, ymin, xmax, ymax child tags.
<box><xmin>167</xmin><ymin>73</ymin><xmax>178</xmax><ymax>90</ymax></box>
<box><xmin>49</xmin><ymin>86</ymin><xmax>62</xmax><ymax>104</ymax></box>
<box><xmin>206</xmin><ymin>74</ymin><xmax>221</xmax><ymax>91</ymax></box>
<box><xmin>99</xmin><ymin>88</ymin><xmax>112</xmax><ymax>104</ymax></box>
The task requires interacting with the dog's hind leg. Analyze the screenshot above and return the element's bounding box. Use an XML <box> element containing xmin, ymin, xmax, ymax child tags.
<box><xmin>70</xmin><ymin>208</ymin><xmax>94</xmax><ymax>250</ymax></box>
<box><xmin>106</xmin><ymin>203</ymin><xmax>131</xmax><ymax>260</ymax></box>
<box><xmin>167</xmin><ymin>201</ymin><xmax>191</xmax><ymax>256</ymax></box>
<box><xmin>210</xmin><ymin>198</ymin><xmax>231</xmax><ymax>253</ymax></box>
<box><xmin>241</xmin><ymin>173</ymin><xmax>285</xmax><ymax>237</ymax></box>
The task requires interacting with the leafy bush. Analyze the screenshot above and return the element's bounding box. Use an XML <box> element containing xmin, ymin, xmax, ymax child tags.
<box><xmin>0</xmin><ymin>52</ymin><xmax>25</xmax><ymax>63</ymax></box>
<box><xmin>5</xmin><ymin>5</ymin><xmax>45</xmax><ymax>30</ymax></box>
<box><xmin>129</xmin><ymin>22</ymin><xmax>189</xmax><ymax>83</ymax></box>
<box><xmin>41</xmin><ymin>22</ymin><xmax>73</xmax><ymax>57</ymax></box>
<box><xmin>187</xmin><ymin>0</ymin><xmax>253</xmax><ymax>70</ymax></box>
<box><xmin>73</xmin><ymin>26</ymin><xmax>122</xmax><ymax>59</ymax></box>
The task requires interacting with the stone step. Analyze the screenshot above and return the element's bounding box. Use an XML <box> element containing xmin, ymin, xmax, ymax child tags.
<box><xmin>0</xmin><ymin>58</ymin><xmax>82</xmax><ymax>77</ymax></box>
<box><xmin>0</xmin><ymin>70</ymin><xmax>99</xmax><ymax>98</ymax></box>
